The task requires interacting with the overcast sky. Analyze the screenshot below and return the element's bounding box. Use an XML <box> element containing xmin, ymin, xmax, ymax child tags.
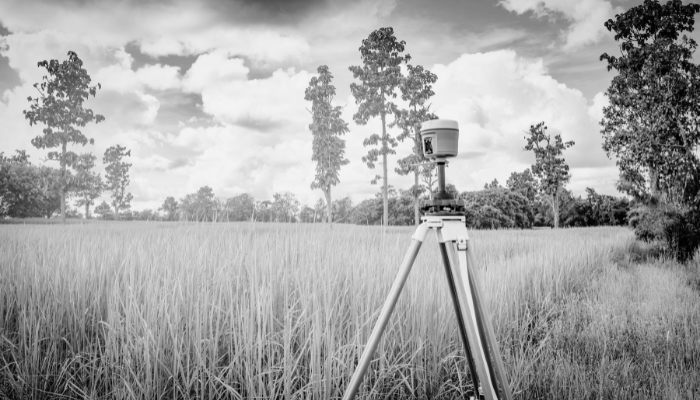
<box><xmin>0</xmin><ymin>0</ymin><xmax>677</xmax><ymax>211</ymax></box>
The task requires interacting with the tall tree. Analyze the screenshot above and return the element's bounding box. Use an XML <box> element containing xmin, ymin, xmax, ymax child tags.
<box><xmin>349</xmin><ymin>27</ymin><xmax>410</xmax><ymax>226</ymax></box>
<box><xmin>73</xmin><ymin>153</ymin><xmax>103</xmax><ymax>219</ymax></box>
<box><xmin>103</xmin><ymin>145</ymin><xmax>132</xmax><ymax>220</ymax></box>
<box><xmin>600</xmin><ymin>0</ymin><xmax>700</xmax><ymax>205</ymax></box>
<box><xmin>304</xmin><ymin>65</ymin><xmax>350</xmax><ymax>224</ymax></box>
<box><xmin>23</xmin><ymin>51</ymin><xmax>105</xmax><ymax>223</ymax></box>
<box><xmin>524</xmin><ymin>122</ymin><xmax>575</xmax><ymax>229</ymax></box>
<box><xmin>392</xmin><ymin>64</ymin><xmax>439</xmax><ymax>226</ymax></box>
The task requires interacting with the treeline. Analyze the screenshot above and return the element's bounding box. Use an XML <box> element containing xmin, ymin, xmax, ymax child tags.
<box><xmin>0</xmin><ymin>146</ymin><xmax>132</xmax><ymax>220</ymax></box>
<box><xmin>83</xmin><ymin>175</ymin><xmax>629</xmax><ymax>228</ymax></box>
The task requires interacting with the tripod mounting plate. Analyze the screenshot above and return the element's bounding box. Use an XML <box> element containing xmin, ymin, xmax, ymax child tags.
<box><xmin>422</xmin><ymin>215</ymin><xmax>469</xmax><ymax>242</ymax></box>
<box><xmin>421</xmin><ymin>198</ymin><xmax>466</xmax><ymax>215</ymax></box>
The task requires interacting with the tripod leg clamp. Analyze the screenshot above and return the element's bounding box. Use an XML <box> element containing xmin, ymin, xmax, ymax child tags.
<box><xmin>457</xmin><ymin>237</ymin><xmax>468</xmax><ymax>251</ymax></box>
<box><xmin>411</xmin><ymin>222</ymin><xmax>429</xmax><ymax>242</ymax></box>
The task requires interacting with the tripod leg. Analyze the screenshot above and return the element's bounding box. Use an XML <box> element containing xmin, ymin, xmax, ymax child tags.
<box><xmin>342</xmin><ymin>223</ymin><xmax>430</xmax><ymax>400</ymax></box>
<box><xmin>443</xmin><ymin>238</ymin><xmax>499</xmax><ymax>400</ymax></box>
<box><xmin>463</xmin><ymin>241</ymin><xmax>513</xmax><ymax>400</ymax></box>
<box><xmin>438</xmin><ymin>240</ymin><xmax>480</xmax><ymax>395</ymax></box>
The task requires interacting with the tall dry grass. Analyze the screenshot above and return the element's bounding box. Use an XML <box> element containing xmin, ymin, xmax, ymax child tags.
<box><xmin>1</xmin><ymin>222</ymin><xmax>691</xmax><ymax>399</ymax></box>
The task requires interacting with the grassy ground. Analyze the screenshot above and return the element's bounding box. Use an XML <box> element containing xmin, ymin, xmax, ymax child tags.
<box><xmin>0</xmin><ymin>222</ymin><xmax>698</xmax><ymax>399</ymax></box>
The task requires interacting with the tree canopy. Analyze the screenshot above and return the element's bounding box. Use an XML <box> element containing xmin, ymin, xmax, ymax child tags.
<box><xmin>349</xmin><ymin>27</ymin><xmax>410</xmax><ymax>226</ymax></box>
<box><xmin>305</xmin><ymin>65</ymin><xmax>350</xmax><ymax>224</ymax></box>
<box><xmin>600</xmin><ymin>0</ymin><xmax>700</xmax><ymax>204</ymax></box>
<box><xmin>23</xmin><ymin>51</ymin><xmax>104</xmax><ymax>222</ymax></box>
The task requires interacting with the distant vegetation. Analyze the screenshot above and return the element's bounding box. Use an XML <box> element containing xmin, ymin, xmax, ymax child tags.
<box><xmin>2</xmin><ymin>0</ymin><xmax>700</xmax><ymax>262</ymax></box>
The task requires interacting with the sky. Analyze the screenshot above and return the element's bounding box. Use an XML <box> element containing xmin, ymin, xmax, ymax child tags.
<box><xmin>0</xmin><ymin>0</ymin><xmax>685</xmax><ymax>211</ymax></box>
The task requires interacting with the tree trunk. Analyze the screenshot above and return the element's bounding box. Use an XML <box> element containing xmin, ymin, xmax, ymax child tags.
<box><xmin>414</xmin><ymin>169</ymin><xmax>420</xmax><ymax>226</ymax></box>
<box><xmin>61</xmin><ymin>141</ymin><xmax>66</xmax><ymax>223</ymax></box>
<box><xmin>414</xmin><ymin>126</ymin><xmax>421</xmax><ymax>226</ymax></box>
<box><xmin>84</xmin><ymin>198</ymin><xmax>89</xmax><ymax>220</ymax></box>
<box><xmin>324</xmin><ymin>188</ymin><xmax>332</xmax><ymax>224</ymax></box>
<box><xmin>649</xmin><ymin>166</ymin><xmax>660</xmax><ymax>200</ymax></box>
<box><xmin>552</xmin><ymin>190</ymin><xmax>560</xmax><ymax>229</ymax></box>
<box><xmin>114</xmin><ymin>202</ymin><xmax>119</xmax><ymax>221</ymax></box>
<box><xmin>381</xmin><ymin>111</ymin><xmax>388</xmax><ymax>227</ymax></box>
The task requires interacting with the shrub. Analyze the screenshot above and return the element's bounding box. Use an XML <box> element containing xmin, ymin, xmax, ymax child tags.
<box><xmin>629</xmin><ymin>203</ymin><xmax>700</xmax><ymax>263</ymax></box>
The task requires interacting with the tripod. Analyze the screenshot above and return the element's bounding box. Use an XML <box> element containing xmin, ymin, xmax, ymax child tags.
<box><xmin>342</xmin><ymin>162</ymin><xmax>513</xmax><ymax>400</ymax></box>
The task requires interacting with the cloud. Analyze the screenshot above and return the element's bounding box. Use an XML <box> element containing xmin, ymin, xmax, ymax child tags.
<box><xmin>427</xmin><ymin>50</ymin><xmax>616</xmax><ymax>195</ymax></box>
<box><xmin>182</xmin><ymin>51</ymin><xmax>248</xmax><ymax>93</ymax></box>
<box><xmin>499</xmin><ymin>0</ymin><xmax>622</xmax><ymax>50</ymax></box>
<box><xmin>135</xmin><ymin>64</ymin><xmax>181</xmax><ymax>91</ymax></box>
<box><xmin>0</xmin><ymin>0</ymin><xmax>313</xmax><ymax>70</ymax></box>
<box><xmin>194</xmin><ymin>67</ymin><xmax>312</xmax><ymax>134</ymax></box>
<box><xmin>588</xmin><ymin>91</ymin><xmax>608</xmax><ymax>122</ymax></box>
<box><xmin>169</xmin><ymin>157</ymin><xmax>192</xmax><ymax>169</ymax></box>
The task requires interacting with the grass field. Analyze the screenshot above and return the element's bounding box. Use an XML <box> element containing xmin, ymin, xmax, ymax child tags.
<box><xmin>1</xmin><ymin>222</ymin><xmax>699</xmax><ymax>399</ymax></box>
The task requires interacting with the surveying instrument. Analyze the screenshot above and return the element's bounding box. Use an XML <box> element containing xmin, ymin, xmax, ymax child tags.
<box><xmin>342</xmin><ymin>120</ymin><xmax>513</xmax><ymax>400</ymax></box>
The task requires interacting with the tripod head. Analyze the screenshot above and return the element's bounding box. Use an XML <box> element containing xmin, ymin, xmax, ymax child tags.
<box><xmin>419</xmin><ymin>119</ymin><xmax>466</xmax><ymax>215</ymax></box>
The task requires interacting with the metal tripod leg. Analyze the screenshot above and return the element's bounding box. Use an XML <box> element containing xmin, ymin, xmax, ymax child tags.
<box><xmin>437</xmin><ymin>227</ymin><xmax>498</xmax><ymax>400</ymax></box>
<box><xmin>438</xmin><ymin>241</ymin><xmax>481</xmax><ymax>395</ymax></box>
<box><xmin>342</xmin><ymin>223</ymin><xmax>430</xmax><ymax>400</ymax></box>
<box><xmin>459</xmin><ymin>240</ymin><xmax>513</xmax><ymax>400</ymax></box>
<box><xmin>444</xmin><ymin>238</ymin><xmax>512</xmax><ymax>400</ymax></box>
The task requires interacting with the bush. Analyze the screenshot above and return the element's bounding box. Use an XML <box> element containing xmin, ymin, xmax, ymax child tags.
<box><xmin>629</xmin><ymin>204</ymin><xmax>700</xmax><ymax>263</ymax></box>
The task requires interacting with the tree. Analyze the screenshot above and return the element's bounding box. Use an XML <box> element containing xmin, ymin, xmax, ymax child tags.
<box><xmin>193</xmin><ymin>186</ymin><xmax>215</xmax><ymax>221</ymax></box>
<box><xmin>484</xmin><ymin>179</ymin><xmax>501</xmax><ymax>189</ymax></box>
<box><xmin>159</xmin><ymin>196</ymin><xmax>179</xmax><ymax>221</ymax></box>
<box><xmin>134</xmin><ymin>209</ymin><xmax>156</xmax><ymax>221</ymax></box>
<box><xmin>226</xmin><ymin>193</ymin><xmax>256</xmax><ymax>221</ymax></box>
<box><xmin>350</xmin><ymin>198</ymin><xmax>379</xmax><ymax>225</ymax></box>
<box><xmin>524</xmin><ymin>122</ymin><xmax>575</xmax><ymax>228</ymax></box>
<box><xmin>462</xmin><ymin>188</ymin><xmax>534</xmax><ymax>229</ymax></box>
<box><xmin>23</xmin><ymin>51</ymin><xmax>105</xmax><ymax>223</ymax></box>
<box><xmin>73</xmin><ymin>153</ymin><xmax>103</xmax><ymax>219</ymax></box>
<box><xmin>506</xmin><ymin>169</ymin><xmax>539</xmax><ymax>202</ymax></box>
<box><xmin>0</xmin><ymin>154</ymin><xmax>62</xmax><ymax>218</ymax></box>
<box><xmin>178</xmin><ymin>186</ymin><xmax>216</xmax><ymax>221</ymax></box>
<box><xmin>255</xmin><ymin>200</ymin><xmax>273</xmax><ymax>222</ymax></box>
<box><xmin>392</xmin><ymin>64</ymin><xmax>439</xmax><ymax>226</ymax></box>
<box><xmin>600</xmin><ymin>1</ymin><xmax>700</xmax><ymax>260</ymax></box>
<box><xmin>271</xmin><ymin>192</ymin><xmax>300</xmax><ymax>222</ymax></box>
<box><xmin>0</xmin><ymin>150</ymin><xmax>30</xmax><ymax>164</ymax></box>
<box><xmin>313</xmin><ymin>198</ymin><xmax>326</xmax><ymax>223</ymax></box>
<box><xmin>332</xmin><ymin>196</ymin><xmax>353</xmax><ymax>223</ymax></box>
<box><xmin>304</xmin><ymin>65</ymin><xmax>350</xmax><ymax>224</ymax></box>
<box><xmin>103</xmin><ymin>145</ymin><xmax>132</xmax><ymax>220</ymax></box>
<box><xmin>299</xmin><ymin>205</ymin><xmax>316</xmax><ymax>223</ymax></box>
<box><xmin>94</xmin><ymin>201</ymin><xmax>112</xmax><ymax>220</ymax></box>
<box><xmin>349</xmin><ymin>27</ymin><xmax>410</xmax><ymax>226</ymax></box>
<box><xmin>600</xmin><ymin>0</ymin><xmax>700</xmax><ymax>205</ymax></box>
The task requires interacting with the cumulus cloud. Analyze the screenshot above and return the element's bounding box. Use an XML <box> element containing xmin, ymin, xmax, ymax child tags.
<box><xmin>0</xmin><ymin>0</ymin><xmax>313</xmax><ymax>71</ymax></box>
<box><xmin>182</xmin><ymin>52</ymin><xmax>248</xmax><ymax>93</ymax></box>
<box><xmin>499</xmin><ymin>0</ymin><xmax>622</xmax><ymax>50</ymax></box>
<box><xmin>135</xmin><ymin>64</ymin><xmax>181</xmax><ymax>91</ymax></box>
<box><xmin>427</xmin><ymin>50</ymin><xmax>616</xmax><ymax>194</ymax></box>
<box><xmin>194</xmin><ymin>67</ymin><xmax>312</xmax><ymax>133</ymax></box>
